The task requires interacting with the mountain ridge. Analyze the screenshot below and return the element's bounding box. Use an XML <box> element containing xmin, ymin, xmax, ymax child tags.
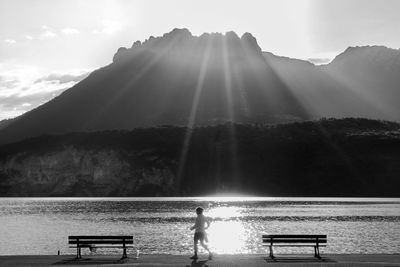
<box><xmin>1</xmin><ymin>29</ymin><xmax>400</xmax><ymax>145</ymax></box>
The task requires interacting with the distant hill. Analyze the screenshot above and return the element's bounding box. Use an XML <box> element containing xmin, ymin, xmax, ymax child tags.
<box><xmin>1</xmin><ymin>118</ymin><xmax>400</xmax><ymax>197</ymax></box>
<box><xmin>263</xmin><ymin>45</ymin><xmax>400</xmax><ymax>120</ymax></box>
<box><xmin>1</xmin><ymin>29</ymin><xmax>400</xmax><ymax>145</ymax></box>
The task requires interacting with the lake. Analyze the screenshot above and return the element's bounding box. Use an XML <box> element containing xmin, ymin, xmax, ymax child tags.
<box><xmin>0</xmin><ymin>197</ymin><xmax>399</xmax><ymax>256</ymax></box>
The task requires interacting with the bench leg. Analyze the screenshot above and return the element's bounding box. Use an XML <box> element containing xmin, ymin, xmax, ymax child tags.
<box><xmin>314</xmin><ymin>246</ymin><xmax>321</xmax><ymax>259</ymax></box>
<box><xmin>122</xmin><ymin>248</ymin><xmax>127</xmax><ymax>259</ymax></box>
<box><xmin>76</xmin><ymin>247</ymin><xmax>82</xmax><ymax>259</ymax></box>
<box><xmin>269</xmin><ymin>246</ymin><xmax>274</xmax><ymax>259</ymax></box>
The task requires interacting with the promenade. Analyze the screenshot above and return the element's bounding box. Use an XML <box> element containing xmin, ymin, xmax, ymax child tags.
<box><xmin>1</xmin><ymin>254</ymin><xmax>400</xmax><ymax>267</ymax></box>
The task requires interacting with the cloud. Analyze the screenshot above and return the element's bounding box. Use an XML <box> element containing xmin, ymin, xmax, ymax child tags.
<box><xmin>23</xmin><ymin>27</ymin><xmax>79</xmax><ymax>41</ymax></box>
<box><xmin>93</xmin><ymin>19</ymin><xmax>123</xmax><ymax>34</ymax></box>
<box><xmin>4</xmin><ymin>39</ymin><xmax>16</xmax><ymax>44</ymax></box>
<box><xmin>41</xmin><ymin>30</ymin><xmax>57</xmax><ymax>38</ymax></box>
<box><xmin>0</xmin><ymin>90</ymin><xmax>64</xmax><ymax>109</ymax></box>
<box><xmin>35</xmin><ymin>72</ymin><xmax>90</xmax><ymax>84</ymax></box>
<box><xmin>38</xmin><ymin>25</ymin><xmax>57</xmax><ymax>39</ymax></box>
<box><xmin>0</xmin><ymin>76</ymin><xmax>19</xmax><ymax>88</ymax></box>
<box><xmin>0</xmin><ymin>88</ymin><xmax>68</xmax><ymax>121</ymax></box>
<box><xmin>0</xmin><ymin>67</ymin><xmax>91</xmax><ymax>120</ymax></box>
<box><xmin>61</xmin><ymin>28</ymin><xmax>80</xmax><ymax>35</ymax></box>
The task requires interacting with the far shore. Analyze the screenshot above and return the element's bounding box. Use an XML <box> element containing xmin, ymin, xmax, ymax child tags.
<box><xmin>1</xmin><ymin>254</ymin><xmax>400</xmax><ymax>267</ymax></box>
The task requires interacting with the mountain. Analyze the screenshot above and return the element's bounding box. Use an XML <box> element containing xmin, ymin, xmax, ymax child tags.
<box><xmin>0</xmin><ymin>29</ymin><xmax>308</xmax><ymax>145</ymax></box>
<box><xmin>1</xmin><ymin>29</ymin><xmax>400</xmax><ymax>145</ymax></box>
<box><xmin>1</xmin><ymin>119</ymin><xmax>400</xmax><ymax>197</ymax></box>
<box><xmin>324</xmin><ymin>46</ymin><xmax>400</xmax><ymax>120</ymax></box>
<box><xmin>263</xmin><ymin>45</ymin><xmax>400</xmax><ymax>120</ymax></box>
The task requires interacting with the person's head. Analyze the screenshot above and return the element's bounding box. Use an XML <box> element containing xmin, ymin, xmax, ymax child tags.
<box><xmin>195</xmin><ymin>207</ymin><xmax>204</xmax><ymax>215</ymax></box>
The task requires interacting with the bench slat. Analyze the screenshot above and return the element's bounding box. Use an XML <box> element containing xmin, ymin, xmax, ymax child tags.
<box><xmin>262</xmin><ymin>239</ymin><xmax>327</xmax><ymax>243</ymax></box>
<box><xmin>68</xmin><ymin>241</ymin><xmax>133</xmax><ymax>242</ymax></box>
<box><xmin>69</xmin><ymin>241</ymin><xmax>133</xmax><ymax>245</ymax></box>
<box><xmin>262</xmin><ymin>235</ymin><xmax>326</xmax><ymax>238</ymax></box>
<box><xmin>69</xmin><ymin>236</ymin><xmax>132</xmax><ymax>239</ymax></box>
<box><xmin>69</xmin><ymin>246</ymin><xmax>134</xmax><ymax>248</ymax></box>
<box><xmin>263</xmin><ymin>244</ymin><xmax>326</xmax><ymax>248</ymax></box>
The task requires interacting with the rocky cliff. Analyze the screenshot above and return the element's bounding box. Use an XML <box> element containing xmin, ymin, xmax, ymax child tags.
<box><xmin>0</xmin><ymin>146</ymin><xmax>175</xmax><ymax>196</ymax></box>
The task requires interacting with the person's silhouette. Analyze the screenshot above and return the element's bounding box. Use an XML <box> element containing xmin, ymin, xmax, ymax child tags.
<box><xmin>190</xmin><ymin>207</ymin><xmax>212</xmax><ymax>260</ymax></box>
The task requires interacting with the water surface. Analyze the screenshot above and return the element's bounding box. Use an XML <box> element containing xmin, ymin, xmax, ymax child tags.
<box><xmin>0</xmin><ymin>197</ymin><xmax>399</xmax><ymax>255</ymax></box>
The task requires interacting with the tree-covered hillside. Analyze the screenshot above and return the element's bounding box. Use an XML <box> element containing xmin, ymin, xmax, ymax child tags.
<box><xmin>1</xmin><ymin>118</ymin><xmax>399</xmax><ymax>197</ymax></box>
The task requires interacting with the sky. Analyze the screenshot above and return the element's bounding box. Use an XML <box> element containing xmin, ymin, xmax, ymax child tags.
<box><xmin>1</xmin><ymin>0</ymin><xmax>400</xmax><ymax>120</ymax></box>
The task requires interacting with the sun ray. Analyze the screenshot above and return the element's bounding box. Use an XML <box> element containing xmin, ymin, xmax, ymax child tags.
<box><xmin>222</xmin><ymin>36</ymin><xmax>240</xmax><ymax>188</ymax></box>
<box><xmin>86</xmin><ymin>34</ymin><xmax>185</xmax><ymax>129</ymax></box>
<box><xmin>222</xmin><ymin>37</ymin><xmax>234</xmax><ymax>122</ymax></box>
<box><xmin>262</xmin><ymin>55</ymin><xmax>316</xmax><ymax>118</ymax></box>
<box><xmin>259</xmin><ymin>55</ymin><xmax>367</xmax><ymax>187</ymax></box>
<box><xmin>236</xmin><ymin>37</ymin><xmax>276</xmax><ymax>116</ymax></box>
<box><xmin>239</xmin><ymin>36</ymin><xmax>310</xmax><ymax>121</ymax></box>
<box><xmin>323</xmin><ymin>69</ymin><xmax>394</xmax><ymax>120</ymax></box>
<box><xmin>175</xmin><ymin>36</ymin><xmax>213</xmax><ymax>189</ymax></box>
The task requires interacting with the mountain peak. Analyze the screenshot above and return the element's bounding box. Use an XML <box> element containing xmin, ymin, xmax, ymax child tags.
<box><xmin>341</xmin><ymin>45</ymin><xmax>397</xmax><ymax>56</ymax></box>
<box><xmin>330</xmin><ymin>45</ymin><xmax>400</xmax><ymax>66</ymax></box>
<box><xmin>226</xmin><ymin>31</ymin><xmax>240</xmax><ymax>39</ymax></box>
<box><xmin>240</xmin><ymin>32</ymin><xmax>262</xmax><ymax>54</ymax></box>
<box><xmin>112</xmin><ymin>29</ymin><xmax>263</xmax><ymax>63</ymax></box>
<box><xmin>162</xmin><ymin>27</ymin><xmax>193</xmax><ymax>39</ymax></box>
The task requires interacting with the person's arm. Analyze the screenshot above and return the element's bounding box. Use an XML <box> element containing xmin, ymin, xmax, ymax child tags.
<box><xmin>190</xmin><ymin>219</ymin><xmax>197</xmax><ymax>230</ymax></box>
<box><xmin>205</xmin><ymin>217</ymin><xmax>211</xmax><ymax>229</ymax></box>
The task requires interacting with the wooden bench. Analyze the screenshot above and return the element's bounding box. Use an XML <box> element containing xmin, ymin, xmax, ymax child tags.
<box><xmin>68</xmin><ymin>235</ymin><xmax>134</xmax><ymax>259</ymax></box>
<box><xmin>262</xmin><ymin>234</ymin><xmax>327</xmax><ymax>259</ymax></box>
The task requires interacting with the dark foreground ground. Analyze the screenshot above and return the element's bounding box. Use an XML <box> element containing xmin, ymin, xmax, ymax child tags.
<box><xmin>1</xmin><ymin>254</ymin><xmax>400</xmax><ymax>267</ymax></box>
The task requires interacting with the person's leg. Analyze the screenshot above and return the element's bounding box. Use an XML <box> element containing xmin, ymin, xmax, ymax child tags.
<box><xmin>191</xmin><ymin>234</ymin><xmax>199</xmax><ymax>259</ymax></box>
<box><xmin>194</xmin><ymin>239</ymin><xmax>198</xmax><ymax>255</ymax></box>
<box><xmin>200</xmin><ymin>234</ymin><xmax>212</xmax><ymax>259</ymax></box>
<box><xmin>200</xmin><ymin>240</ymin><xmax>210</xmax><ymax>253</ymax></box>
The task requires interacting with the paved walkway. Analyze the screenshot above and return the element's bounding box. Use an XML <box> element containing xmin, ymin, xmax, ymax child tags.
<box><xmin>1</xmin><ymin>254</ymin><xmax>400</xmax><ymax>267</ymax></box>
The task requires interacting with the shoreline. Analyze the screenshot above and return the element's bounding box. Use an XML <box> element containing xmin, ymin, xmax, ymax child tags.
<box><xmin>2</xmin><ymin>197</ymin><xmax>400</xmax><ymax>201</ymax></box>
<box><xmin>1</xmin><ymin>254</ymin><xmax>400</xmax><ymax>266</ymax></box>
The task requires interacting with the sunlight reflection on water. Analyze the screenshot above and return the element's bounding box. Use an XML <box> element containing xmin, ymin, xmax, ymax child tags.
<box><xmin>208</xmin><ymin>220</ymin><xmax>247</xmax><ymax>254</ymax></box>
<box><xmin>208</xmin><ymin>206</ymin><xmax>243</xmax><ymax>219</ymax></box>
<box><xmin>206</xmin><ymin>206</ymin><xmax>247</xmax><ymax>254</ymax></box>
